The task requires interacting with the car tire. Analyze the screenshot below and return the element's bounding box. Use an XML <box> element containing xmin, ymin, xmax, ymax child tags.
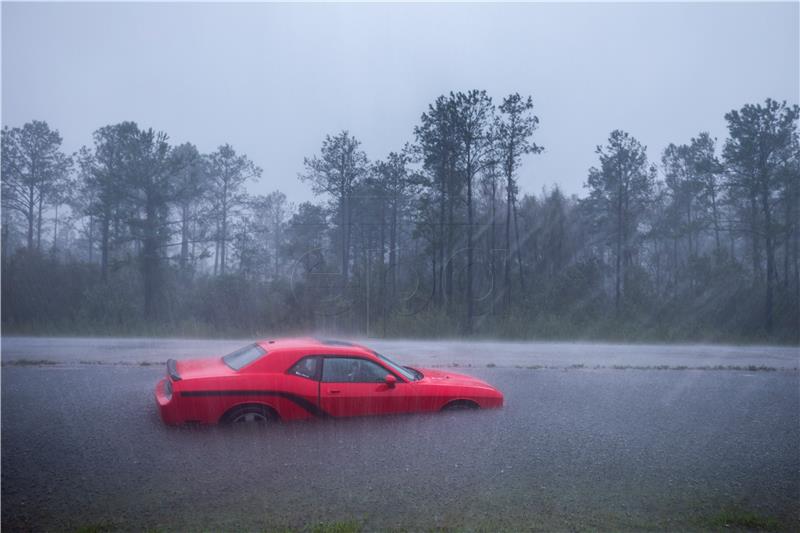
<box><xmin>441</xmin><ymin>400</ymin><xmax>480</xmax><ymax>411</ymax></box>
<box><xmin>222</xmin><ymin>404</ymin><xmax>278</xmax><ymax>425</ymax></box>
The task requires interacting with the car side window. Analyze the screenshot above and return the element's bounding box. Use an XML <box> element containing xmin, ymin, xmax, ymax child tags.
<box><xmin>322</xmin><ymin>357</ymin><xmax>391</xmax><ymax>383</ymax></box>
<box><xmin>288</xmin><ymin>356</ymin><xmax>321</xmax><ymax>380</ymax></box>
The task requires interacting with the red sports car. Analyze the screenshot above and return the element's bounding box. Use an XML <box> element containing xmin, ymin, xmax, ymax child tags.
<box><xmin>155</xmin><ymin>337</ymin><xmax>503</xmax><ymax>425</ymax></box>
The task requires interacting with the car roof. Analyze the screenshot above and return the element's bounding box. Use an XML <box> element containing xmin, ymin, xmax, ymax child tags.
<box><xmin>254</xmin><ymin>337</ymin><xmax>374</xmax><ymax>356</ymax></box>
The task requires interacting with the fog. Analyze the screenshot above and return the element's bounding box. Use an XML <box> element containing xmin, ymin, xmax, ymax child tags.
<box><xmin>3</xmin><ymin>3</ymin><xmax>797</xmax><ymax>202</ymax></box>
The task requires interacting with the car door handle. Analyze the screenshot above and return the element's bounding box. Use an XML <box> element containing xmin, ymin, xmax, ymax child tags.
<box><xmin>329</xmin><ymin>389</ymin><xmax>341</xmax><ymax>394</ymax></box>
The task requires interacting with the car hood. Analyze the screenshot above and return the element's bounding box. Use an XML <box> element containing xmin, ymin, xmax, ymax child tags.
<box><xmin>175</xmin><ymin>357</ymin><xmax>234</xmax><ymax>380</ymax></box>
<box><xmin>414</xmin><ymin>368</ymin><xmax>497</xmax><ymax>390</ymax></box>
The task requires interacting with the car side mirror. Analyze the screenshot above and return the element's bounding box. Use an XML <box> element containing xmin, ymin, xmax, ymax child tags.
<box><xmin>384</xmin><ymin>374</ymin><xmax>397</xmax><ymax>387</ymax></box>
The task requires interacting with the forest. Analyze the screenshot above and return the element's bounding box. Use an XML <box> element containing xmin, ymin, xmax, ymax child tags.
<box><xmin>2</xmin><ymin>92</ymin><xmax>798</xmax><ymax>342</ymax></box>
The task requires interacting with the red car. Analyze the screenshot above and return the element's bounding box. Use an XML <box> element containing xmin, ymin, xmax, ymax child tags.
<box><xmin>155</xmin><ymin>337</ymin><xmax>503</xmax><ymax>425</ymax></box>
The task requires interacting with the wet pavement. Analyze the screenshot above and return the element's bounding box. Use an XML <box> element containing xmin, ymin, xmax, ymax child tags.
<box><xmin>2</xmin><ymin>336</ymin><xmax>798</xmax><ymax>369</ymax></box>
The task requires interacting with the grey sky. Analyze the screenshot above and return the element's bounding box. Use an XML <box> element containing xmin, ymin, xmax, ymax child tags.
<box><xmin>3</xmin><ymin>2</ymin><xmax>798</xmax><ymax>204</ymax></box>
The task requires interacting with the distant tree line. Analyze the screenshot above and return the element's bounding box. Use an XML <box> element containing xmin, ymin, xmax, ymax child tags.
<box><xmin>2</xmin><ymin>95</ymin><xmax>798</xmax><ymax>342</ymax></box>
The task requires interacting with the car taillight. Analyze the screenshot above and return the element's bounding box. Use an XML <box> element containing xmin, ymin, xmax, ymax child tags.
<box><xmin>164</xmin><ymin>379</ymin><xmax>173</xmax><ymax>401</ymax></box>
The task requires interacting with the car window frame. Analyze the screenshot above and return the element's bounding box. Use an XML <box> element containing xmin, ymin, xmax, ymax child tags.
<box><xmin>320</xmin><ymin>355</ymin><xmax>406</xmax><ymax>384</ymax></box>
<box><xmin>286</xmin><ymin>355</ymin><xmax>323</xmax><ymax>381</ymax></box>
<box><xmin>222</xmin><ymin>343</ymin><xmax>268</xmax><ymax>371</ymax></box>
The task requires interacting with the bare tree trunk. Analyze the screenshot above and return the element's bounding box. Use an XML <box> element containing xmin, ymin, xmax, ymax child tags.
<box><xmin>220</xmin><ymin>177</ymin><xmax>229</xmax><ymax>275</ymax></box>
<box><xmin>52</xmin><ymin>204</ymin><xmax>59</xmax><ymax>255</ymax></box>
<box><xmin>513</xmin><ymin>196</ymin><xmax>525</xmax><ymax>292</ymax></box>
<box><xmin>505</xmin><ymin>178</ymin><xmax>512</xmax><ymax>310</ymax></box>
<box><xmin>749</xmin><ymin>192</ymin><xmax>761</xmax><ymax>279</ymax></box>
<box><xmin>213</xmin><ymin>230</ymin><xmax>219</xmax><ymax>276</ymax></box>
<box><xmin>2</xmin><ymin>212</ymin><xmax>9</xmax><ymax>265</ymax></box>
<box><xmin>437</xmin><ymin>178</ymin><xmax>446</xmax><ymax>307</ymax></box>
<box><xmin>180</xmin><ymin>204</ymin><xmax>189</xmax><ymax>270</ymax></box>
<box><xmin>101</xmin><ymin>212</ymin><xmax>110</xmax><ymax>281</ymax></box>
<box><xmin>26</xmin><ymin>185</ymin><xmax>35</xmax><ymax>250</ymax></box>
<box><xmin>191</xmin><ymin>214</ymin><xmax>197</xmax><ymax>273</ymax></box>
<box><xmin>710</xmin><ymin>191</ymin><xmax>722</xmax><ymax>258</ymax></box>
<box><xmin>687</xmin><ymin>201</ymin><xmax>693</xmax><ymax>257</ymax></box>
<box><xmin>490</xmin><ymin>175</ymin><xmax>497</xmax><ymax>315</ymax></box>
<box><xmin>466</xmin><ymin>167</ymin><xmax>474</xmax><ymax>334</ymax></box>
<box><xmin>784</xmin><ymin>193</ymin><xmax>792</xmax><ymax>290</ymax></box>
<box><xmin>88</xmin><ymin>215</ymin><xmax>94</xmax><ymax>264</ymax></box>
<box><xmin>220</xmin><ymin>212</ymin><xmax>227</xmax><ymax>275</ymax></box>
<box><xmin>615</xmin><ymin>186</ymin><xmax>623</xmax><ymax>315</ymax></box>
<box><xmin>389</xmin><ymin>193</ymin><xmax>398</xmax><ymax>297</ymax></box>
<box><xmin>380</xmin><ymin>201</ymin><xmax>387</xmax><ymax>337</ymax></box>
<box><xmin>142</xmin><ymin>198</ymin><xmax>159</xmax><ymax>320</ymax></box>
<box><xmin>794</xmin><ymin>207</ymin><xmax>799</xmax><ymax>336</ymax></box>
<box><xmin>761</xmin><ymin>185</ymin><xmax>775</xmax><ymax>333</ymax></box>
<box><xmin>446</xmin><ymin>183</ymin><xmax>454</xmax><ymax>312</ymax></box>
<box><xmin>36</xmin><ymin>195</ymin><xmax>44</xmax><ymax>251</ymax></box>
<box><xmin>345</xmin><ymin>196</ymin><xmax>353</xmax><ymax>283</ymax></box>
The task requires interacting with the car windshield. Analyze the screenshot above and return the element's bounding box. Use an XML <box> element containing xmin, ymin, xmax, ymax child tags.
<box><xmin>222</xmin><ymin>343</ymin><xmax>267</xmax><ymax>371</ymax></box>
<box><xmin>374</xmin><ymin>352</ymin><xmax>420</xmax><ymax>381</ymax></box>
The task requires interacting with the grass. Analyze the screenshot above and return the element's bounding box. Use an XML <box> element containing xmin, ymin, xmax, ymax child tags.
<box><xmin>703</xmin><ymin>508</ymin><xmax>783</xmax><ymax>531</ymax></box>
<box><xmin>2</xmin><ymin>358</ymin><xmax>59</xmax><ymax>366</ymax></box>
<box><xmin>73</xmin><ymin>522</ymin><xmax>116</xmax><ymax>533</ymax></box>
<box><xmin>64</xmin><ymin>511</ymin><xmax>792</xmax><ymax>533</ymax></box>
<box><xmin>73</xmin><ymin>521</ymin><xmax>364</xmax><ymax>533</ymax></box>
<box><xmin>443</xmin><ymin>363</ymin><xmax>788</xmax><ymax>371</ymax></box>
<box><xmin>308</xmin><ymin>520</ymin><xmax>363</xmax><ymax>533</ymax></box>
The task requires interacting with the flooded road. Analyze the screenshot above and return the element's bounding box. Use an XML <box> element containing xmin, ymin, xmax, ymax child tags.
<box><xmin>1</xmin><ymin>338</ymin><xmax>798</xmax><ymax>531</ymax></box>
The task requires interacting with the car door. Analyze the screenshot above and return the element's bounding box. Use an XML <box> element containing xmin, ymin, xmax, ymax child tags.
<box><xmin>319</xmin><ymin>356</ymin><xmax>412</xmax><ymax>417</ymax></box>
<box><xmin>281</xmin><ymin>355</ymin><xmax>325</xmax><ymax>419</ymax></box>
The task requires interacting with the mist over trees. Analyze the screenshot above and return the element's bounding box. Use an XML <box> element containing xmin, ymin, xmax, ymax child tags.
<box><xmin>2</xmin><ymin>95</ymin><xmax>798</xmax><ymax>342</ymax></box>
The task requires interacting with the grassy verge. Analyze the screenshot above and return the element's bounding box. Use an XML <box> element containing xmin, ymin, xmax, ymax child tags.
<box><xmin>700</xmin><ymin>508</ymin><xmax>784</xmax><ymax>531</ymax></box>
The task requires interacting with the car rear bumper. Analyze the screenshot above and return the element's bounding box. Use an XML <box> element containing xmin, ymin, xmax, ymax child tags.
<box><xmin>155</xmin><ymin>378</ymin><xmax>181</xmax><ymax>425</ymax></box>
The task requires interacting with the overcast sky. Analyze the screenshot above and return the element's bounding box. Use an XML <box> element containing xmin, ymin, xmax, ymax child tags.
<box><xmin>3</xmin><ymin>2</ymin><xmax>798</xmax><ymax>204</ymax></box>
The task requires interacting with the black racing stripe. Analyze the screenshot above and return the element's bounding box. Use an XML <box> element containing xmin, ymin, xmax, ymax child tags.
<box><xmin>180</xmin><ymin>390</ymin><xmax>331</xmax><ymax>418</ymax></box>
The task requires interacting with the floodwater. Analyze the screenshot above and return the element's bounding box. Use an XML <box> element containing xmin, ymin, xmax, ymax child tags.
<box><xmin>1</xmin><ymin>337</ymin><xmax>798</xmax><ymax>531</ymax></box>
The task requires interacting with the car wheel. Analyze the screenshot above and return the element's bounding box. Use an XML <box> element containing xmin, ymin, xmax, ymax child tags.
<box><xmin>223</xmin><ymin>405</ymin><xmax>277</xmax><ymax>425</ymax></box>
<box><xmin>441</xmin><ymin>400</ymin><xmax>479</xmax><ymax>411</ymax></box>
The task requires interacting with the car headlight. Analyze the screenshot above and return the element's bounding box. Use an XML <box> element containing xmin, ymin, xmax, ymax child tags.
<box><xmin>164</xmin><ymin>379</ymin><xmax>173</xmax><ymax>401</ymax></box>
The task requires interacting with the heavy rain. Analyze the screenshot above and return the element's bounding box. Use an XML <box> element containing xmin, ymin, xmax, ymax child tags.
<box><xmin>2</xmin><ymin>2</ymin><xmax>799</xmax><ymax>532</ymax></box>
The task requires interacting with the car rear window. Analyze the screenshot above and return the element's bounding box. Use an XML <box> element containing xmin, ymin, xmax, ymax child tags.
<box><xmin>222</xmin><ymin>343</ymin><xmax>267</xmax><ymax>371</ymax></box>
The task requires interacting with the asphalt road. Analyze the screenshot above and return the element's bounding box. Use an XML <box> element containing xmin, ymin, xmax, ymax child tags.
<box><xmin>2</xmin><ymin>336</ymin><xmax>799</xmax><ymax>369</ymax></box>
<box><xmin>2</xmin><ymin>344</ymin><xmax>798</xmax><ymax>532</ymax></box>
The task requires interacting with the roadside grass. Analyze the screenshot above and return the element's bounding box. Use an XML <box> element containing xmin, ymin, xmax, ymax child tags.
<box><xmin>485</xmin><ymin>363</ymin><xmax>786</xmax><ymax>372</ymax></box>
<box><xmin>2</xmin><ymin>358</ymin><xmax>59</xmax><ymax>366</ymax></box>
<box><xmin>72</xmin><ymin>521</ymin><xmax>116</xmax><ymax>533</ymax></box>
<box><xmin>3</xmin><ymin>359</ymin><xmax>163</xmax><ymax>367</ymax></box>
<box><xmin>62</xmin><ymin>511</ymin><xmax>791</xmax><ymax>533</ymax></box>
<box><xmin>308</xmin><ymin>520</ymin><xmax>363</xmax><ymax>533</ymax></box>
<box><xmin>605</xmin><ymin>364</ymin><xmax>780</xmax><ymax>372</ymax></box>
<box><xmin>701</xmin><ymin>508</ymin><xmax>783</xmax><ymax>531</ymax></box>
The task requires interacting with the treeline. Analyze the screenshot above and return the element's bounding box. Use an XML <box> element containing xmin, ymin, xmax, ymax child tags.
<box><xmin>2</xmin><ymin>93</ymin><xmax>798</xmax><ymax>342</ymax></box>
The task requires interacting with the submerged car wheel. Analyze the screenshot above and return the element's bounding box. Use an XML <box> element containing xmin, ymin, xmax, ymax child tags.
<box><xmin>222</xmin><ymin>404</ymin><xmax>277</xmax><ymax>425</ymax></box>
<box><xmin>441</xmin><ymin>400</ymin><xmax>480</xmax><ymax>411</ymax></box>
